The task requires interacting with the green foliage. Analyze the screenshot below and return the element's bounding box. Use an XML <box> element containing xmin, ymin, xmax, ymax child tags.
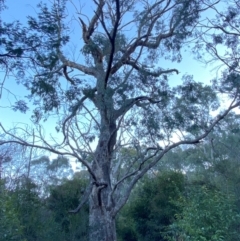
<box><xmin>0</xmin><ymin>168</ymin><xmax>89</xmax><ymax>241</ymax></box>
<box><xmin>117</xmin><ymin>171</ymin><xmax>185</xmax><ymax>241</ymax></box>
<box><xmin>163</xmin><ymin>115</ymin><xmax>240</xmax><ymax>241</ymax></box>
<box><xmin>117</xmin><ymin>120</ymin><xmax>240</xmax><ymax>241</ymax></box>
<box><xmin>0</xmin><ymin>181</ymin><xmax>25</xmax><ymax>241</ymax></box>
<box><xmin>47</xmin><ymin>176</ymin><xmax>89</xmax><ymax>241</ymax></box>
<box><xmin>0</xmin><ymin>178</ymin><xmax>47</xmax><ymax>241</ymax></box>
<box><xmin>171</xmin><ymin>77</ymin><xmax>219</xmax><ymax>133</ymax></box>
<box><xmin>167</xmin><ymin>185</ymin><xmax>240</xmax><ymax>241</ymax></box>
<box><xmin>0</xmin><ymin>21</ymin><xmax>27</xmax><ymax>74</ymax></box>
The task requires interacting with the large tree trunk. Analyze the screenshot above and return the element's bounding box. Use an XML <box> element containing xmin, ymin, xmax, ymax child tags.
<box><xmin>89</xmin><ymin>195</ymin><xmax>117</xmax><ymax>241</ymax></box>
<box><xmin>88</xmin><ymin>117</ymin><xmax>117</xmax><ymax>241</ymax></box>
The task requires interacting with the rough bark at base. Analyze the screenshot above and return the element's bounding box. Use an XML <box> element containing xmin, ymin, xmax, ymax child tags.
<box><xmin>89</xmin><ymin>200</ymin><xmax>117</xmax><ymax>241</ymax></box>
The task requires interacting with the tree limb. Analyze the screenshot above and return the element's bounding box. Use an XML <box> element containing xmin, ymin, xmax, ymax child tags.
<box><xmin>69</xmin><ymin>183</ymin><xmax>93</xmax><ymax>213</ymax></box>
<box><xmin>100</xmin><ymin>0</ymin><xmax>121</xmax><ymax>86</ymax></box>
<box><xmin>0</xmin><ymin>123</ymin><xmax>97</xmax><ymax>182</ymax></box>
<box><xmin>124</xmin><ymin>59</ymin><xmax>179</xmax><ymax>76</ymax></box>
<box><xmin>115</xmin><ymin>96</ymin><xmax>162</xmax><ymax>119</ymax></box>
<box><xmin>58</xmin><ymin>51</ymin><xmax>97</xmax><ymax>76</ymax></box>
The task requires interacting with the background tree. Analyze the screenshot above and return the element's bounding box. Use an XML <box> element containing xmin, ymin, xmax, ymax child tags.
<box><xmin>30</xmin><ymin>155</ymin><xmax>74</xmax><ymax>190</ymax></box>
<box><xmin>1</xmin><ymin>0</ymin><xmax>240</xmax><ymax>240</ymax></box>
<box><xmin>0</xmin><ymin>180</ymin><xmax>25</xmax><ymax>241</ymax></box>
<box><xmin>161</xmin><ymin>113</ymin><xmax>240</xmax><ymax>241</ymax></box>
<box><xmin>47</xmin><ymin>175</ymin><xmax>89</xmax><ymax>241</ymax></box>
<box><xmin>166</xmin><ymin>185</ymin><xmax>240</xmax><ymax>241</ymax></box>
<box><xmin>0</xmin><ymin>165</ymin><xmax>89</xmax><ymax>241</ymax></box>
<box><xmin>117</xmin><ymin>171</ymin><xmax>185</xmax><ymax>241</ymax></box>
<box><xmin>0</xmin><ymin>177</ymin><xmax>47</xmax><ymax>241</ymax></box>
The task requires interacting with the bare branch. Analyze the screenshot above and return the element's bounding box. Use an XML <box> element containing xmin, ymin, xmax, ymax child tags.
<box><xmin>62</xmin><ymin>95</ymin><xmax>89</xmax><ymax>144</ymax></box>
<box><xmin>115</xmin><ymin>96</ymin><xmax>162</xmax><ymax>119</ymax></box>
<box><xmin>125</xmin><ymin>59</ymin><xmax>179</xmax><ymax>76</ymax></box>
<box><xmin>63</xmin><ymin>65</ymin><xmax>75</xmax><ymax>85</ymax></box>
<box><xmin>58</xmin><ymin>51</ymin><xmax>97</xmax><ymax>76</ymax></box>
<box><xmin>101</xmin><ymin>0</ymin><xmax>121</xmax><ymax>86</ymax></box>
<box><xmin>87</xmin><ymin>0</ymin><xmax>105</xmax><ymax>42</ymax></box>
<box><xmin>69</xmin><ymin>183</ymin><xmax>93</xmax><ymax>213</ymax></box>
<box><xmin>0</xmin><ymin>123</ymin><xmax>97</xmax><ymax>182</ymax></box>
<box><xmin>110</xmin><ymin>27</ymin><xmax>175</xmax><ymax>75</ymax></box>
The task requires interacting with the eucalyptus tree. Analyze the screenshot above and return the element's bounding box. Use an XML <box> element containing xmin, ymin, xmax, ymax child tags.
<box><xmin>1</xmin><ymin>0</ymin><xmax>240</xmax><ymax>240</ymax></box>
